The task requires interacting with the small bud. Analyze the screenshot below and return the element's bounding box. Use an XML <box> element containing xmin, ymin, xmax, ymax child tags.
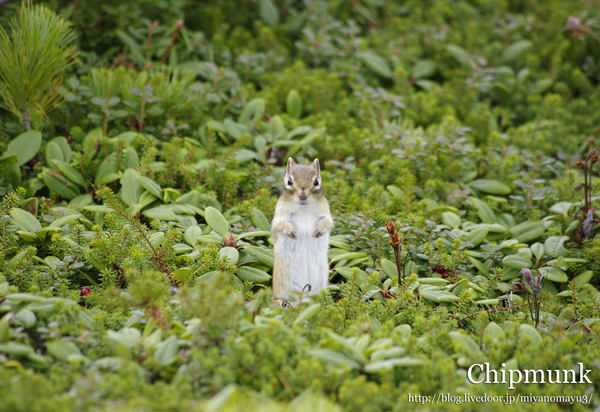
<box><xmin>574</xmin><ymin>160</ymin><xmax>585</xmax><ymax>169</ymax></box>
<box><xmin>520</xmin><ymin>268</ymin><xmax>534</xmax><ymax>287</ymax></box>
<box><xmin>574</xmin><ymin>183</ymin><xmax>585</xmax><ymax>191</ymax></box>
<box><xmin>223</xmin><ymin>232</ymin><xmax>237</xmax><ymax>248</ymax></box>
<box><xmin>512</xmin><ymin>280</ymin><xmax>525</xmax><ymax>293</ymax></box>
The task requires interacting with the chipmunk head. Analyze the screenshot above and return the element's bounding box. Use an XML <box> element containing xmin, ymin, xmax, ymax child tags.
<box><xmin>283</xmin><ymin>158</ymin><xmax>322</xmax><ymax>205</ymax></box>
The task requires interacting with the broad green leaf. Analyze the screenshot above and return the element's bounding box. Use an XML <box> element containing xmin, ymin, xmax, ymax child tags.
<box><xmin>501</xmin><ymin>40</ymin><xmax>532</xmax><ymax>64</ymax></box>
<box><xmin>470</xmin><ymin>198</ymin><xmax>496</xmax><ymax>224</ymax></box>
<box><xmin>154</xmin><ymin>335</ymin><xmax>178</xmax><ymax>366</ymax></box>
<box><xmin>357</xmin><ymin>52</ymin><xmax>393</xmax><ymax>79</ymax></box>
<box><xmin>238</xmin><ymin>98</ymin><xmax>265</xmax><ymax>124</ymax></box>
<box><xmin>518</xmin><ymin>324</ymin><xmax>542</xmax><ymax>346</ymax></box>
<box><xmin>10</xmin><ymin>208</ymin><xmax>42</xmax><ymax>232</ymax></box>
<box><xmin>173</xmin><ymin>268</ymin><xmax>193</xmax><ymax>283</ymax></box>
<box><xmin>467</xmin><ymin>257</ymin><xmax>489</xmax><ymax>277</ymax></box>
<box><xmin>50</xmin><ymin>137</ymin><xmax>73</xmax><ymax>163</ymax></box>
<box><xmin>293</xmin><ymin>304</ymin><xmax>321</xmax><ymax>326</ymax></box>
<box><xmin>5</xmin><ymin>130</ymin><xmax>42</xmax><ymax>166</ymax></box>
<box><xmin>467</xmin><ymin>179</ymin><xmax>511</xmax><ymax>195</ymax></box>
<box><xmin>69</xmin><ymin>194</ymin><xmax>93</xmax><ymax>210</ymax></box>
<box><xmin>205</xmin><ymin>207</ymin><xmax>229</xmax><ymax>237</ymax></box>
<box><xmin>572</xmin><ymin>271</ymin><xmax>593</xmax><ymax>285</ymax></box>
<box><xmin>364</xmin><ymin>358</ymin><xmax>424</xmax><ymax>373</ymax></box>
<box><xmin>219</xmin><ymin>247</ymin><xmax>239</xmax><ymax>265</ymax></box>
<box><xmin>52</xmin><ymin>160</ymin><xmax>86</xmax><ymax>187</ymax></box>
<box><xmin>544</xmin><ymin>236</ymin><xmax>568</xmax><ymax>257</ymax></box>
<box><xmin>502</xmin><ymin>254</ymin><xmax>532</xmax><ymax>269</ymax></box>
<box><xmin>549</xmin><ymin>202</ymin><xmax>572</xmax><ymax>215</ymax></box>
<box><xmin>136</xmin><ymin>175</ymin><xmax>163</xmax><ymax>198</ymax></box>
<box><xmin>95</xmin><ymin>154</ymin><xmax>119</xmax><ymax>185</ymax></box>
<box><xmin>124</xmin><ymin>147</ymin><xmax>138</xmax><ymax>169</ymax></box>
<box><xmin>142</xmin><ymin>207</ymin><xmax>177</xmax><ymax>221</ymax></box>
<box><xmin>184</xmin><ymin>225</ymin><xmax>202</xmax><ymax>246</ymax></box>
<box><xmin>541</xmin><ymin>267</ymin><xmax>568</xmax><ymax>283</ymax></box>
<box><xmin>286</xmin><ymin>127</ymin><xmax>326</xmax><ymax>159</ymax></box>
<box><xmin>0</xmin><ymin>342</ymin><xmax>34</xmax><ymax>356</ymax></box>
<box><xmin>309</xmin><ymin>348</ymin><xmax>361</xmax><ymax>369</ymax></box>
<box><xmin>380</xmin><ymin>259</ymin><xmax>398</xmax><ymax>278</ymax></box>
<box><xmin>46</xmin><ymin>340</ymin><xmax>81</xmax><ymax>361</ymax></box>
<box><xmin>483</xmin><ymin>322</ymin><xmax>504</xmax><ymax>341</ymax></box>
<box><xmin>530</xmin><ymin>243</ymin><xmax>544</xmax><ymax>260</ymax></box>
<box><xmin>120</xmin><ymin>169</ymin><xmax>143</xmax><ymax>206</ymax></box>
<box><xmin>467</xmin><ymin>227</ymin><xmax>488</xmax><ymax>246</ymax></box>
<box><xmin>250</xmin><ymin>207</ymin><xmax>270</xmax><ymax>231</ymax></box>
<box><xmin>243</xmin><ymin>245</ymin><xmax>274</xmax><ymax>267</ymax></box>
<box><xmin>286</xmin><ymin>89</ymin><xmax>302</xmax><ymax>119</ymax></box>
<box><xmin>0</xmin><ymin>156</ymin><xmax>21</xmax><ymax>187</ymax></box>
<box><xmin>330</xmin><ymin>252</ymin><xmax>367</xmax><ymax>263</ymax></box>
<box><xmin>259</xmin><ymin>0</ymin><xmax>280</xmax><ymax>26</ymax></box>
<box><xmin>448</xmin><ymin>331</ymin><xmax>480</xmax><ymax>353</ymax></box>
<box><xmin>224</xmin><ymin>119</ymin><xmax>249</xmax><ymax>139</ymax></box>
<box><xmin>445</xmin><ymin>44</ymin><xmax>471</xmax><ymax>66</ymax></box>
<box><xmin>412</xmin><ymin>59</ymin><xmax>437</xmax><ymax>79</ymax></box>
<box><xmin>441</xmin><ymin>212</ymin><xmax>461</xmax><ymax>228</ymax></box>
<box><xmin>235</xmin><ymin>266</ymin><xmax>271</xmax><ymax>283</ymax></box>
<box><xmin>45</xmin><ymin>141</ymin><xmax>64</xmax><ymax>168</ymax></box>
<box><xmin>49</xmin><ymin>214</ymin><xmax>82</xmax><ymax>228</ymax></box>
<box><xmin>234</xmin><ymin>231</ymin><xmax>270</xmax><ymax>239</ymax></box>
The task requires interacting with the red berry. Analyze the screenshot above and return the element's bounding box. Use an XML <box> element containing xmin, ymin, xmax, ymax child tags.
<box><xmin>434</xmin><ymin>265</ymin><xmax>445</xmax><ymax>274</ymax></box>
<box><xmin>80</xmin><ymin>288</ymin><xmax>91</xmax><ymax>297</ymax></box>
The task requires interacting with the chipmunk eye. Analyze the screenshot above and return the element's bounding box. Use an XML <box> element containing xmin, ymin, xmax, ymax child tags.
<box><xmin>287</xmin><ymin>178</ymin><xmax>293</xmax><ymax>185</ymax></box>
<box><xmin>314</xmin><ymin>178</ymin><xmax>319</xmax><ymax>186</ymax></box>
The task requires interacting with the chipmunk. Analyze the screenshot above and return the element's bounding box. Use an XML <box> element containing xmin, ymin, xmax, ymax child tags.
<box><xmin>271</xmin><ymin>158</ymin><xmax>334</xmax><ymax>298</ymax></box>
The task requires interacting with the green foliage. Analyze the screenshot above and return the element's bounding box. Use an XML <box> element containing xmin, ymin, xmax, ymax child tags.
<box><xmin>1</xmin><ymin>0</ymin><xmax>600</xmax><ymax>410</ymax></box>
<box><xmin>0</xmin><ymin>4</ymin><xmax>77</xmax><ymax>130</ymax></box>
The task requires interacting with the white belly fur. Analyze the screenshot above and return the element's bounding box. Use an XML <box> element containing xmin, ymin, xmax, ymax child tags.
<box><xmin>273</xmin><ymin>202</ymin><xmax>330</xmax><ymax>294</ymax></box>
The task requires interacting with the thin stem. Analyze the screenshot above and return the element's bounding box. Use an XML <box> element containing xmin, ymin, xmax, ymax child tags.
<box><xmin>22</xmin><ymin>106</ymin><xmax>31</xmax><ymax>131</ymax></box>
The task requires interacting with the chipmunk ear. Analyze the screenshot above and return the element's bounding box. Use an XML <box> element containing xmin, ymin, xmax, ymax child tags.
<box><xmin>286</xmin><ymin>157</ymin><xmax>295</xmax><ymax>175</ymax></box>
<box><xmin>312</xmin><ymin>159</ymin><xmax>321</xmax><ymax>178</ymax></box>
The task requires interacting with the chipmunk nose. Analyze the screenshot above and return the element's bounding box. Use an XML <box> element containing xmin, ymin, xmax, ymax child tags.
<box><xmin>299</xmin><ymin>193</ymin><xmax>308</xmax><ymax>201</ymax></box>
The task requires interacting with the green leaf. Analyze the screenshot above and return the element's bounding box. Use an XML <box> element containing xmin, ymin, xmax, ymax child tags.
<box><xmin>224</xmin><ymin>119</ymin><xmax>249</xmax><ymax>139</ymax></box>
<box><xmin>286</xmin><ymin>89</ymin><xmax>302</xmax><ymax>119</ymax></box>
<box><xmin>308</xmin><ymin>349</ymin><xmax>361</xmax><ymax>369</ymax></box>
<box><xmin>518</xmin><ymin>324</ymin><xmax>542</xmax><ymax>346</ymax></box>
<box><xmin>470</xmin><ymin>198</ymin><xmax>496</xmax><ymax>224</ymax></box>
<box><xmin>293</xmin><ymin>304</ymin><xmax>321</xmax><ymax>326</ymax></box>
<box><xmin>44</xmin><ymin>141</ymin><xmax>64</xmax><ymax>168</ymax></box>
<box><xmin>95</xmin><ymin>154</ymin><xmax>119</xmax><ymax>185</ymax></box>
<box><xmin>500</xmin><ymin>40</ymin><xmax>532</xmax><ymax>64</ymax></box>
<box><xmin>467</xmin><ymin>179</ymin><xmax>511</xmax><ymax>195</ymax></box>
<box><xmin>380</xmin><ymin>259</ymin><xmax>398</xmax><ymax>278</ymax></box>
<box><xmin>243</xmin><ymin>245</ymin><xmax>274</xmax><ymax>267</ymax></box>
<box><xmin>184</xmin><ymin>225</ymin><xmax>202</xmax><ymax>247</ymax></box>
<box><xmin>50</xmin><ymin>137</ymin><xmax>73</xmax><ymax>163</ymax></box>
<box><xmin>0</xmin><ymin>155</ymin><xmax>21</xmax><ymax>188</ymax></box>
<box><xmin>483</xmin><ymin>322</ymin><xmax>504</xmax><ymax>341</ymax></box>
<box><xmin>120</xmin><ymin>169</ymin><xmax>143</xmax><ymax>206</ymax></box>
<box><xmin>549</xmin><ymin>202</ymin><xmax>572</xmax><ymax>215</ymax></box>
<box><xmin>441</xmin><ymin>212</ymin><xmax>461</xmax><ymax>228</ymax></box>
<box><xmin>142</xmin><ymin>207</ymin><xmax>177</xmax><ymax>221</ymax></box>
<box><xmin>330</xmin><ymin>252</ymin><xmax>368</xmax><ymax>263</ymax></box>
<box><xmin>51</xmin><ymin>160</ymin><xmax>86</xmax><ymax>187</ymax></box>
<box><xmin>205</xmin><ymin>206</ymin><xmax>229</xmax><ymax>237</ymax></box>
<box><xmin>235</xmin><ymin>266</ymin><xmax>271</xmax><ymax>283</ymax></box>
<box><xmin>412</xmin><ymin>60</ymin><xmax>437</xmax><ymax>79</ymax></box>
<box><xmin>572</xmin><ymin>271</ymin><xmax>593</xmax><ymax>285</ymax></box>
<box><xmin>219</xmin><ymin>247</ymin><xmax>239</xmax><ymax>265</ymax></box>
<box><xmin>448</xmin><ymin>331</ymin><xmax>480</xmax><ymax>353</ymax></box>
<box><xmin>136</xmin><ymin>175</ymin><xmax>163</xmax><ymax>198</ymax></box>
<box><xmin>541</xmin><ymin>267</ymin><xmax>568</xmax><ymax>283</ymax></box>
<box><xmin>234</xmin><ymin>231</ymin><xmax>270</xmax><ymax>239</ymax></box>
<box><xmin>502</xmin><ymin>254</ymin><xmax>532</xmax><ymax>269</ymax></box>
<box><xmin>467</xmin><ymin>257</ymin><xmax>489</xmax><ymax>277</ymax></box>
<box><xmin>259</xmin><ymin>0</ymin><xmax>280</xmax><ymax>26</ymax></box>
<box><xmin>10</xmin><ymin>207</ymin><xmax>42</xmax><ymax>232</ymax></box>
<box><xmin>154</xmin><ymin>335</ymin><xmax>178</xmax><ymax>366</ymax></box>
<box><xmin>46</xmin><ymin>340</ymin><xmax>81</xmax><ymax>361</ymax></box>
<box><xmin>466</xmin><ymin>227</ymin><xmax>488</xmax><ymax>247</ymax></box>
<box><xmin>357</xmin><ymin>52</ymin><xmax>393</xmax><ymax>79</ymax></box>
<box><xmin>530</xmin><ymin>243</ymin><xmax>544</xmax><ymax>260</ymax></box>
<box><xmin>286</xmin><ymin>127</ymin><xmax>325</xmax><ymax>159</ymax></box>
<box><xmin>250</xmin><ymin>207</ymin><xmax>270</xmax><ymax>231</ymax></box>
<box><xmin>544</xmin><ymin>236</ymin><xmax>568</xmax><ymax>258</ymax></box>
<box><xmin>445</xmin><ymin>44</ymin><xmax>471</xmax><ymax>66</ymax></box>
<box><xmin>5</xmin><ymin>130</ymin><xmax>42</xmax><ymax>166</ymax></box>
<box><xmin>364</xmin><ymin>358</ymin><xmax>424</xmax><ymax>373</ymax></box>
<box><xmin>0</xmin><ymin>342</ymin><xmax>34</xmax><ymax>356</ymax></box>
<box><xmin>238</xmin><ymin>98</ymin><xmax>265</xmax><ymax>125</ymax></box>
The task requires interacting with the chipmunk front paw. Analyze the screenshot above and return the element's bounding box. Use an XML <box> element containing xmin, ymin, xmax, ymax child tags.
<box><xmin>313</xmin><ymin>218</ymin><xmax>332</xmax><ymax>238</ymax></box>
